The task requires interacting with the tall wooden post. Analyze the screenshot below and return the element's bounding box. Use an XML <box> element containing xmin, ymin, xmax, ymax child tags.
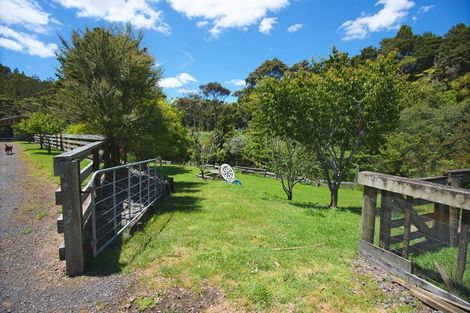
<box><xmin>448</xmin><ymin>175</ymin><xmax>463</xmax><ymax>247</ymax></box>
<box><xmin>59</xmin><ymin>134</ymin><xmax>64</xmax><ymax>151</ymax></box>
<box><xmin>379</xmin><ymin>191</ymin><xmax>392</xmax><ymax>250</ymax></box>
<box><xmin>456</xmin><ymin>210</ymin><xmax>469</xmax><ymax>283</ymax></box>
<box><xmin>402</xmin><ymin>196</ymin><xmax>413</xmax><ymax>258</ymax></box>
<box><xmin>434</xmin><ymin>203</ymin><xmax>450</xmax><ymax>245</ymax></box>
<box><xmin>361</xmin><ymin>186</ymin><xmax>377</xmax><ymax>244</ymax></box>
<box><xmin>61</xmin><ymin>160</ymin><xmax>84</xmax><ymax>276</ymax></box>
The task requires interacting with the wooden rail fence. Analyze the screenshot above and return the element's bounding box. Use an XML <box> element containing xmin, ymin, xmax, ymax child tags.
<box><xmin>358</xmin><ymin>169</ymin><xmax>470</xmax><ymax>307</ymax></box>
<box><xmin>34</xmin><ymin>134</ymin><xmax>104</xmax><ymax>151</ymax></box>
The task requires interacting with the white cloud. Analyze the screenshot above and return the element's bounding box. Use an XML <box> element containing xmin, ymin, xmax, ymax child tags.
<box><xmin>178</xmin><ymin>87</ymin><xmax>198</xmax><ymax>94</ymax></box>
<box><xmin>227</xmin><ymin>79</ymin><xmax>246</xmax><ymax>87</ymax></box>
<box><xmin>55</xmin><ymin>0</ymin><xmax>170</xmax><ymax>34</ymax></box>
<box><xmin>0</xmin><ymin>37</ymin><xmax>23</xmax><ymax>51</ymax></box>
<box><xmin>287</xmin><ymin>23</ymin><xmax>303</xmax><ymax>32</ymax></box>
<box><xmin>196</xmin><ymin>20</ymin><xmax>209</xmax><ymax>28</ymax></box>
<box><xmin>340</xmin><ymin>0</ymin><xmax>414</xmax><ymax>41</ymax></box>
<box><xmin>167</xmin><ymin>0</ymin><xmax>289</xmax><ymax>37</ymax></box>
<box><xmin>0</xmin><ymin>26</ymin><xmax>57</xmax><ymax>57</ymax></box>
<box><xmin>419</xmin><ymin>5</ymin><xmax>434</xmax><ymax>13</ymax></box>
<box><xmin>159</xmin><ymin>72</ymin><xmax>197</xmax><ymax>88</ymax></box>
<box><xmin>178</xmin><ymin>72</ymin><xmax>197</xmax><ymax>84</ymax></box>
<box><xmin>259</xmin><ymin>17</ymin><xmax>277</xmax><ymax>34</ymax></box>
<box><xmin>0</xmin><ymin>0</ymin><xmax>59</xmax><ymax>33</ymax></box>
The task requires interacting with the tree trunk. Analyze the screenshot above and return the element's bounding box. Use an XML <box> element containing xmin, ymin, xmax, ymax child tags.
<box><xmin>39</xmin><ymin>135</ymin><xmax>43</xmax><ymax>149</ymax></box>
<box><xmin>287</xmin><ymin>190</ymin><xmax>292</xmax><ymax>201</ymax></box>
<box><xmin>329</xmin><ymin>187</ymin><xmax>339</xmax><ymax>208</ymax></box>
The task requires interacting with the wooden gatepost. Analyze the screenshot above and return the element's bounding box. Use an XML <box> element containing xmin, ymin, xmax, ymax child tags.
<box><xmin>54</xmin><ymin>141</ymin><xmax>104</xmax><ymax>276</ymax></box>
<box><xmin>358</xmin><ymin>170</ymin><xmax>470</xmax><ymax>310</ymax></box>
<box><xmin>53</xmin><ymin>137</ymin><xmax>174</xmax><ymax>276</ymax></box>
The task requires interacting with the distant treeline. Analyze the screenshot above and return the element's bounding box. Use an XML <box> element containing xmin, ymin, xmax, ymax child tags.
<box><xmin>1</xmin><ymin>23</ymin><xmax>469</xmax><ymax>178</ymax></box>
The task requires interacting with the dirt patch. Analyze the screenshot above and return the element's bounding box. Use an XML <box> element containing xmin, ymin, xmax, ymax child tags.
<box><xmin>123</xmin><ymin>284</ymin><xmax>225</xmax><ymax>313</ymax></box>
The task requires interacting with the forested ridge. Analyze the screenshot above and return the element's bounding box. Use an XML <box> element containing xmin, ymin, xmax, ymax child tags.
<box><xmin>1</xmin><ymin>23</ymin><xmax>469</xmax><ymax>180</ymax></box>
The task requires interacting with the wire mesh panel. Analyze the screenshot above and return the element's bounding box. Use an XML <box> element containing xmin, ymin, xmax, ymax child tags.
<box><xmin>89</xmin><ymin>158</ymin><xmax>163</xmax><ymax>256</ymax></box>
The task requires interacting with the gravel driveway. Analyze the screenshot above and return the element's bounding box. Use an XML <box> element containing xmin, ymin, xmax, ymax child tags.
<box><xmin>0</xmin><ymin>142</ymin><xmax>133</xmax><ymax>312</ymax></box>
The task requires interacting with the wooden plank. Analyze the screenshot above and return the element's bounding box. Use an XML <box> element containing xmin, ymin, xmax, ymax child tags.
<box><xmin>82</xmin><ymin>193</ymin><xmax>93</xmax><ymax>221</ymax></box>
<box><xmin>55</xmin><ymin>187</ymin><xmax>62</xmax><ymax>205</ymax></box>
<box><xmin>360</xmin><ymin>186</ymin><xmax>377</xmax><ymax>243</ymax></box>
<box><xmin>58</xmin><ymin>244</ymin><xmax>65</xmax><ymax>261</ymax></box>
<box><xmin>57</xmin><ymin>214</ymin><xmax>63</xmax><ymax>233</ymax></box>
<box><xmin>62</xmin><ymin>134</ymin><xmax>104</xmax><ymax>141</ymax></box>
<box><xmin>53</xmin><ymin>141</ymin><xmax>104</xmax><ymax>176</ymax></box>
<box><xmin>61</xmin><ymin>160</ymin><xmax>84</xmax><ymax>276</ymax></box>
<box><xmin>417</xmin><ymin>175</ymin><xmax>448</xmax><ymax>185</ymax></box>
<box><xmin>359</xmin><ymin>239</ymin><xmax>412</xmax><ymax>273</ymax></box>
<box><xmin>80</xmin><ymin>162</ymin><xmax>93</xmax><ymax>182</ymax></box>
<box><xmin>358</xmin><ymin>171</ymin><xmax>470</xmax><ymax>210</ymax></box>
<box><xmin>392</xmin><ymin>276</ymin><xmax>467</xmax><ymax>313</ymax></box>
<box><xmin>389</xmin><ymin>231</ymin><xmax>423</xmax><ymax>244</ymax></box>
<box><xmin>410</xmin><ymin>209</ymin><xmax>435</xmax><ymax>240</ymax></box>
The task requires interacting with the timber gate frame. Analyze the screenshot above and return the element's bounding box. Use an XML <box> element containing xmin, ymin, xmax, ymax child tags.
<box><xmin>53</xmin><ymin>140</ymin><xmax>174</xmax><ymax>276</ymax></box>
<box><xmin>358</xmin><ymin>169</ymin><xmax>470</xmax><ymax>307</ymax></box>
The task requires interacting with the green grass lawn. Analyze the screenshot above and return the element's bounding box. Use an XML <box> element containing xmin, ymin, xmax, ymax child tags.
<box><xmin>91</xmin><ymin>165</ymin><xmax>394</xmax><ymax>312</ymax></box>
<box><xmin>20</xmin><ymin>141</ymin><xmax>462</xmax><ymax>311</ymax></box>
<box><xmin>17</xmin><ymin>142</ymin><xmax>91</xmax><ymax>185</ymax></box>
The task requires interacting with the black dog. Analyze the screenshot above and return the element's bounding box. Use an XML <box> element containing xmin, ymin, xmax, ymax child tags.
<box><xmin>4</xmin><ymin>144</ymin><xmax>13</xmax><ymax>155</ymax></box>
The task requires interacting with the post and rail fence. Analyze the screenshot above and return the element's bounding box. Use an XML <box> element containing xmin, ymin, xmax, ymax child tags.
<box><xmin>52</xmin><ymin>137</ymin><xmax>173</xmax><ymax>276</ymax></box>
<box><xmin>358</xmin><ymin>169</ymin><xmax>470</xmax><ymax>307</ymax></box>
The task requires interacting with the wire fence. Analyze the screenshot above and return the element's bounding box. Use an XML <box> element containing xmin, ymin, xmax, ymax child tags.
<box><xmin>89</xmin><ymin>158</ymin><xmax>163</xmax><ymax>256</ymax></box>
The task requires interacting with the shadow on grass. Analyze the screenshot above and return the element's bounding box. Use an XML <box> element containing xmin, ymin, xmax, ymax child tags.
<box><xmin>161</xmin><ymin>165</ymin><xmax>192</xmax><ymax>176</ymax></box>
<box><xmin>87</xmin><ymin>179</ymin><xmax>204</xmax><ymax>276</ymax></box>
<box><xmin>413</xmin><ymin>264</ymin><xmax>470</xmax><ymax>301</ymax></box>
<box><xmin>21</xmin><ymin>146</ymin><xmax>62</xmax><ymax>156</ymax></box>
<box><xmin>291</xmin><ymin>201</ymin><xmax>362</xmax><ymax>215</ymax></box>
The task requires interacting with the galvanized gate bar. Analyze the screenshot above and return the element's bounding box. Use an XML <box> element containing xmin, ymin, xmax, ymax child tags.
<box><xmin>90</xmin><ymin>158</ymin><xmax>163</xmax><ymax>257</ymax></box>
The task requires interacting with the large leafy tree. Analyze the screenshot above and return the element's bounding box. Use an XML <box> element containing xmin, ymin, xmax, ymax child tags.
<box><xmin>15</xmin><ymin>112</ymin><xmax>63</xmax><ymax>153</ymax></box>
<box><xmin>199</xmin><ymin>82</ymin><xmax>230</xmax><ymax>128</ymax></box>
<box><xmin>57</xmin><ymin>26</ymin><xmax>162</xmax><ymax>167</ymax></box>
<box><xmin>436</xmin><ymin>23</ymin><xmax>470</xmax><ymax>80</ymax></box>
<box><xmin>254</xmin><ymin>50</ymin><xmax>405</xmax><ymax>207</ymax></box>
<box><xmin>245</xmin><ymin>58</ymin><xmax>288</xmax><ymax>88</ymax></box>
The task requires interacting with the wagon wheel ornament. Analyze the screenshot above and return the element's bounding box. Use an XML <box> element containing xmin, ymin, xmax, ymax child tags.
<box><xmin>219</xmin><ymin>164</ymin><xmax>235</xmax><ymax>183</ymax></box>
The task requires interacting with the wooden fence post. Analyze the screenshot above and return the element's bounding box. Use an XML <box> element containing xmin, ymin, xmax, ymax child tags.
<box><xmin>456</xmin><ymin>210</ymin><xmax>469</xmax><ymax>283</ymax></box>
<box><xmin>448</xmin><ymin>175</ymin><xmax>463</xmax><ymax>247</ymax></box>
<box><xmin>402</xmin><ymin>196</ymin><xmax>413</xmax><ymax>258</ymax></box>
<box><xmin>379</xmin><ymin>191</ymin><xmax>392</xmax><ymax>250</ymax></box>
<box><xmin>434</xmin><ymin>203</ymin><xmax>450</xmax><ymax>245</ymax></box>
<box><xmin>61</xmin><ymin>160</ymin><xmax>84</xmax><ymax>276</ymax></box>
<box><xmin>361</xmin><ymin>186</ymin><xmax>377</xmax><ymax>244</ymax></box>
<box><xmin>60</xmin><ymin>134</ymin><xmax>64</xmax><ymax>151</ymax></box>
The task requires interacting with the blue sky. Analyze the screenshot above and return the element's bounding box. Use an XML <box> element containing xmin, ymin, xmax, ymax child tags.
<box><xmin>0</xmin><ymin>0</ymin><xmax>469</xmax><ymax>100</ymax></box>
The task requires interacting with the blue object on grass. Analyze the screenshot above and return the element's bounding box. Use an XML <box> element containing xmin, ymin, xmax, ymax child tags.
<box><xmin>233</xmin><ymin>180</ymin><xmax>242</xmax><ymax>185</ymax></box>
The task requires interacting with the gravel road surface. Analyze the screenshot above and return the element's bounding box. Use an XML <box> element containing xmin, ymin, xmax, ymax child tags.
<box><xmin>0</xmin><ymin>142</ymin><xmax>132</xmax><ymax>312</ymax></box>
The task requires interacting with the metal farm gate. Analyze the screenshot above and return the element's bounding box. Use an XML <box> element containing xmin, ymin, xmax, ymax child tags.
<box><xmin>90</xmin><ymin>159</ymin><xmax>163</xmax><ymax>256</ymax></box>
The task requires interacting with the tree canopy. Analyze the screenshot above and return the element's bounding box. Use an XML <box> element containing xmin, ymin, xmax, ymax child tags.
<box><xmin>57</xmin><ymin>26</ymin><xmax>163</xmax><ymax>166</ymax></box>
<box><xmin>253</xmin><ymin>50</ymin><xmax>406</xmax><ymax>207</ymax></box>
